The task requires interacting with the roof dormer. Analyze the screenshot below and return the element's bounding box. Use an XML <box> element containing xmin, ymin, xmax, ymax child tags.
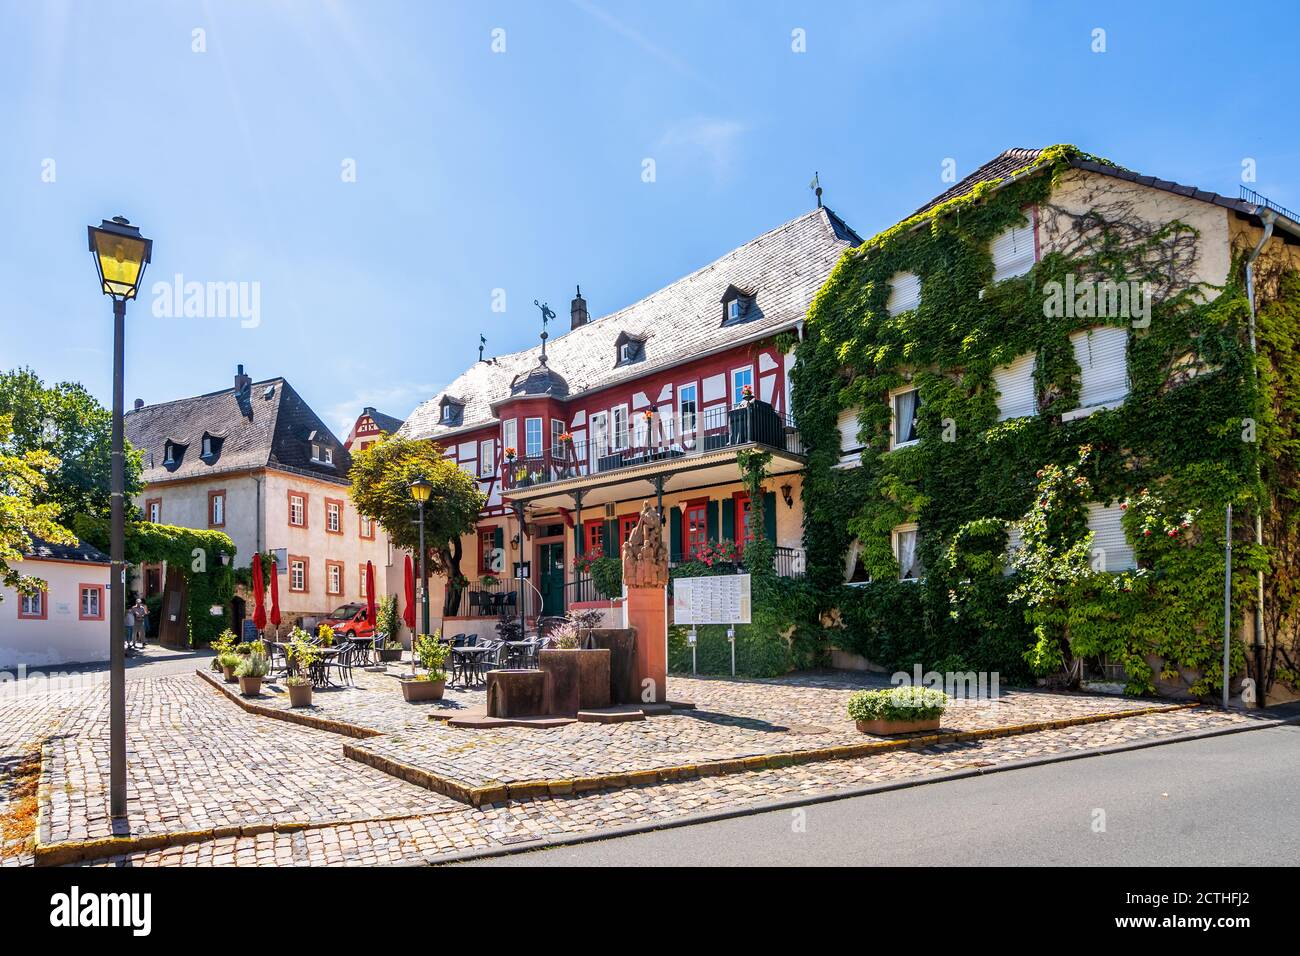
<box><xmin>438</xmin><ymin>395</ymin><xmax>466</xmax><ymax>426</ymax></box>
<box><xmin>200</xmin><ymin>431</ymin><xmax>225</xmax><ymax>462</ymax></box>
<box><xmin>162</xmin><ymin>439</ymin><xmax>187</xmax><ymax>469</ymax></box>
<box><xmin>613</xmin><ymin>331</ymin><xmax>646</xmax><ymax>367</ymax></box>
<box><xmin>720</xmin><ymin>284</ymin><xmax>755</xmax><ymax>326</ymax></box>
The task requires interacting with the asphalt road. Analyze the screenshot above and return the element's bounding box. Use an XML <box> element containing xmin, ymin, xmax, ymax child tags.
<box><xmin>464</xmin><ymin>724</ymin><xmax>1300</xmax><ymax>866</ymax></box>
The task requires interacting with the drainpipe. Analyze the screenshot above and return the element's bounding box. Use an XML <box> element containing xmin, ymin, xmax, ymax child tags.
<box><xmin>1244</xmin><ymin>209</ymin><xmax>1275</xmax><ymax>706</ymax></box>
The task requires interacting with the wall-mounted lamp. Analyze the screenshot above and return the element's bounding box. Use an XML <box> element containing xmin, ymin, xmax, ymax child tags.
<box><xmin>780</xmin><ymin>483</ymin><xmax>794</xmax><ymax>509</ymax></box>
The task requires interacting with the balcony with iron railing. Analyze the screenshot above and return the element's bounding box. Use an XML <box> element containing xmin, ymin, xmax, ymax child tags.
<box><xmin>502</xmin><ymin>401</ymin><xmax>803</xmax><ymax>495</ymax></box>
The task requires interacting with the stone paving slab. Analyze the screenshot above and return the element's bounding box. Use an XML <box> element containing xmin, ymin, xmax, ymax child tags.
<box><xmin>37</xmin><ymin>674</ymin><xmax>464</xmax><ymax>852</ymax></box>
<box><xmin>85</xmin><ymin>704</ymin><xmax>1256</xmax><ymax>867</ymax></box>
<box><xmin>341</xmin><ymin>672</ymin><xmax>1184</xmax><ymax>801</ymax></box>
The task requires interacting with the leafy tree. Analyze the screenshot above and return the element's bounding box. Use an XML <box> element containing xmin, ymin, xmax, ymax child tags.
<box><xmin>0</xmin><ymin>367</ymin><xmax>143</xmax><ymax>521</ymax></box>
<box><xmin>349</xmin><ymin>434</ymin><xmax>485</xmax><ymax>577</ymax></box>
<box><xmin>0</xmin><ymin>414</ymin><xmax>76</xmax><ymax>598</ymax></box>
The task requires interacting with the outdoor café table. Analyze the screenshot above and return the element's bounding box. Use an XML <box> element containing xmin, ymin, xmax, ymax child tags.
<box><xmin>309</xmin><ymin>647</ymin><xmax>342</xmax><ymax>688</ymax></box>
<box><xmin>502</xmin><ymin>640</ymin><xmax>532</xmax><ymax>668</ymax></box>
<box><xmin>351</xmin><ymin>636</ymin><xmax>375</xmax><ymax>666</ymax></box>
<box><xmin>450</xmin><ymin>645</ymin><xmax>489</xmax><ymax>683</ymax></box>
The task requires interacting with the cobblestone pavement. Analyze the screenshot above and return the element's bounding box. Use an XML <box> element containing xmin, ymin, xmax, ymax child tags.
<box><xmin>344</xmin><ymin>671</ymin><xmax>1181</xmax><ymax>793</ymax></box>
<box><xmin>39</xmin><ymin>674</ymin><xmax>464</xmax><ymax>846</ymax></box>
<box><xmin>87</xmin><ymin>704</ymin><xmax>1256</xmax><ymax>866</ymax></box>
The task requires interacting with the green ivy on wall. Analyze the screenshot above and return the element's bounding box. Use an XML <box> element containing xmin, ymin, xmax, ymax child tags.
<box><xmin>792</xmin><ymin>144</ymin><xmax>1296</xmax><ymax>695</ymax></box>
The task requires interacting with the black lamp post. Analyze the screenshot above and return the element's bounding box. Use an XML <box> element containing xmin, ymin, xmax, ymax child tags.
<box><xmin>87</xmin><ymin>216</ymin><xmax>152</xmax><ymax>821</ymax></box>
<box><xmin>409</xmin><ymin>478</ymin><xmax>433</xmax><ymax>660</ymax></box>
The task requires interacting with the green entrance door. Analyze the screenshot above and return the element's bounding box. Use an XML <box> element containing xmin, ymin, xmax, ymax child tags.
<box><xmin>538</xmin><ymin>541</ymin><xmax>567</xmax><ymax>617</ymax></box>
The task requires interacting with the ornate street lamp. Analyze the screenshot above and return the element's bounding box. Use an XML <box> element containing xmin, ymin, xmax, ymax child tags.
<box><xmin>409</xmin><ymin>477</ymin><xmax>433</xmax><ymax>669</ymax></box>
<box><xmin>87</xmin><ymin>216</ymin><xmax>152</xmax><ymax>821</ymax></box>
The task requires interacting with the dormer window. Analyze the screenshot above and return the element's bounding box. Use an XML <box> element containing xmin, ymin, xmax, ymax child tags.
<box><xmin>163</xmin><ymin>442</ymin><xmax>176</xmax><ymax>465</ymax></box>
<box><xmin>719</xmin><ymin>285</ymin><xmax>754</xmax><ymax>326</ymax></box>
<box><xmin>442</xmin><ymin>405</ymin><xmax>454</xmax><ymax>423</ymax></box>
<box><xmin>199</xmin><ymin>433</ymin><xmax>223</xmax><ymax>460</ymax></box>
<box><xmin>613</xmin><ymin>332</ymin><xmax>646</xmax><ymax>367</ymax></box>
<box><xmin>311</xmin><ymin>442</ymin><xmax>334</xmax><ymax>465</ymax></box>
<box><xmin>202</xmin><ymin>436</ymin><xmax>212</xmax><ymax>457</ymax></box>
<box><xmin>438</xmin><ymin>396</ymin><xmax>465</xmax><ymax>426</ymax></box>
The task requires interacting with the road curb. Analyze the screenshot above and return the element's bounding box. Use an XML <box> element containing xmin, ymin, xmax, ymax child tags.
<box><xmin>428</xmin><ymin>711</ymin><xmax>1299</xmax><ymax>866</ymax></box>
<box><xmin>195</xmin><ymin>668</ymin><xmax>382</xmax><ymax>739</ymax></box>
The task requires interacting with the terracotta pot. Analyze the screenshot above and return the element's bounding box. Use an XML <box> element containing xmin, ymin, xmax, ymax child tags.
<box><xmin>400</xmin><ymin>677</ymin><xmax>446</xmax><ymax>702</ymax></box>
<box><xmin>222</xmin><ymin>666</ymin><xmax>238</xmax><ymax>683</ymax></box>
<box><xmin>238</xmin><ymin>675</ymin><xmax>263</xmax><ymax>696</ymax></box>
<box><xmin>855</xmin><ymin>716</ymin><xmax>942</xmax><ymax>736</ymax></box>
<box><xmin>287</xmin><ymin>682</ymin><xmax>313</xmax><ymax>708</ymax></box>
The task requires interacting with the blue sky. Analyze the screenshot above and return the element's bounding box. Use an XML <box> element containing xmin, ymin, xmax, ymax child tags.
<box><xmin>1</xmin><ymin>0</ymin><xmax>1297</xmax><ymax>437</ymax></box>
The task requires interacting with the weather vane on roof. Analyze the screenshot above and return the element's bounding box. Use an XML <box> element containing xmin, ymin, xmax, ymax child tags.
<box><xmin>478</xmin><ymin>332</ymin><xmax>487</xmax><ymax>363</ymax></box>
<box><xmin>809</xmin><ymin>171</ymin><xmax>822</xmax><ymax>209</ymax></box>
<box><xmin>534</xmin><ymin>299</ymin><xmax>556</xmax><ymax>364</ymax></box>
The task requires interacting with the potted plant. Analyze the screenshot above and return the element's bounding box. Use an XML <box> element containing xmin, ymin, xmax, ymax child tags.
<box><xmin>284</xmin><ymin>638</ymin><xmax>319</xmax><ymax>707</ymax></box>
<box><xmin>210</xmin><ymin>628</ymin><xmax>237</xmax><ymax>672</ymax></box>
<box><xmin>847</xmin><ymin>686</ymin><xmax>948</xmax><ymax>735</ymax></box>
<box><xmin>400</xmin><ymin>633</ymin><xmax>451</xmax><ymax>702</ymax></box>
<box><xmin>236</xmin><ymin>650</ymin><xmax>269</xmax><ymax>696</ymax></box>
<box><xmin>317</xmin><ymin>623</ymin><xmax>335</xmax><ymax>646</ymax></box>
<box><xmin>218</xmin><ymin>651</ymin><xmax>242</xmax><ymax>683</ymax></box>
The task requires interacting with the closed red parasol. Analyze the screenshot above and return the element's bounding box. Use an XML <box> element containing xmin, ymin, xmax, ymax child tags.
<box><xmin>268</xmin><ymin>555</ymin><xmax>282</xmax><ymax>628</ymax></box>
<box><xmin>365</xmin><ymin>561</ymin><xmax>377</xmax><ymax>634</ymax></box>
<box><xmin>251</xmin><ymin>553</ymin><xmax>267</xmax><ymax>631</ymax></box>
<box><xmin>403</xmin><ymin>554</ymin><xmax>416</xmax><ymax>630</ymax></box>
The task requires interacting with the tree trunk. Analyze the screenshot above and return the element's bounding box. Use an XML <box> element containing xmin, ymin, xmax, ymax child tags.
<box><xmin>443</xmin><ymin>538</ymin><xmax>464</xmax><ymax>617</ymax></box>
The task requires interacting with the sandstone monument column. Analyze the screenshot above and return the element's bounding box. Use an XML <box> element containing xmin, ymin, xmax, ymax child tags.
<box><xmin>622</xmin><ymin>501</ymin><xmax>669</xmax><ymax>703</ymax></box>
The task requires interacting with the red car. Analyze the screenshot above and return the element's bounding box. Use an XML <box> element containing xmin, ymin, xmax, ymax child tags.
<box><xmin>319</xmin><ymin>603</ymin><xmax>375</xmax><ymax>639</ymax></box>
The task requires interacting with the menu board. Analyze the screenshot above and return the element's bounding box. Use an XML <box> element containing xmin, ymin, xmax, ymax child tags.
<box><xmin>673</xmin><ymin>574</ymin><xmax>751</xmax><ymax>626</ymax></box>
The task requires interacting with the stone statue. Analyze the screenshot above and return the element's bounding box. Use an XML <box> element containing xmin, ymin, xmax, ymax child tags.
<box><xmin>622</xmin><ymin>501</ymin><xmax>669</xmax><ymax>588</ymax></box>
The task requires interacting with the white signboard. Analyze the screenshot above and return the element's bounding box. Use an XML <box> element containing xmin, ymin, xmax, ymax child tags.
<box><xmin>673</xmin><ymin>573</ymin><xmax>751</xmax><ymax>626</ymax></box>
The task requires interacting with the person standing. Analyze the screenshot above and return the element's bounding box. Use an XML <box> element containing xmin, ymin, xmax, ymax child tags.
<box><xmin>130</xmin><ymin>598</ymin><xmax>149</xmax><ymax>649</ymax></box>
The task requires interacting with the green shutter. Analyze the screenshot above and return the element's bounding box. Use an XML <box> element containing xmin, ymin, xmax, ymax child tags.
<box><xmin>763</xmin><ymin>492</ymin><xmax>777</xmax><ymax>541</ymax></box>
<box><xmin>493</xmin><ymin>526</ymin><xmax>504</xmax><ymax>550</ymax></box>
<box><xmin>721</xmin><ymin>499</ymin><xmax>735</xmax><ymax>542</ymax></box>
<box><xmin>669</xmin><ymin>506</ymin><xmax>682</xmax><ymax>560</ymax></box>
<box><xmin>604</xmin><ymin>519</ymin><xmax>616</xmax><ymax>556</ymax></box>
<box><xmin>706</xmin><ymin>499</ymin><xmax>719</xmax><ymax>542</ymax></box>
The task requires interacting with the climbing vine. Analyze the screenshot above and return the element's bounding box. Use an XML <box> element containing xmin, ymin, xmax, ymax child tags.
<box><xmin>793</xmin><ymin>144</ymin><xmax>1296</xmax><ymax>695</ymax></box>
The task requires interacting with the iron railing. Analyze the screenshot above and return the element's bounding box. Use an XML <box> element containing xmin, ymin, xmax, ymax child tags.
<box><xmin>503</xmin><ymin>401</ymin><xmax>802</xmax><ymax>491</ymax></box>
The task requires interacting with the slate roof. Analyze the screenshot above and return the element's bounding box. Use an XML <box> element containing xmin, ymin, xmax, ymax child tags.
<box><xmin>365</xmin><ymin>409</ymin><xmax>405</xmax><ymax>435</ymax></box>
<box><xmin>401</xmin><ymin>206</ymin><xmax>861</xmax><ymax>441</ymax></box>
<box><xmin>24</xmin><ymin>535</ymin><xmax>110</xmax><ymax>565</ymax></box>
<box><xmin>125</xmin><ymin>377</ymin><xmax>350</xmax><ymax>485</ymax></box>
<box><xmin>912</xmin><ymin>147</ymin><xmax>1047</xmax><ymax>217</ymax></box>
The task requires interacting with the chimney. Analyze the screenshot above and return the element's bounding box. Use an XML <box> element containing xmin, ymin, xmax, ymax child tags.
<box><xmin>570</xmin><ymin>285</ymin><xmax>589</xmax><ymax>330</ymax></box>
<box><xmin>133</xmin><ymin>398</ymin><xmax>144</xmax><ymax>412</ymax></box>
<box><xmin>234</xmin><ymin>364</ymin><xmax>252</xmax><ymax>393</ymax></box>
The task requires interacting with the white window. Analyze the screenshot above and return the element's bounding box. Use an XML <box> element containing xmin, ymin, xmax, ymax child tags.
<box><xmin>210</xmin><ymin>493</ymin><xmax>225</xmax><ymax>526</ymax></box>
<box><xmin>612</xmin><ymin>405</ymin><xmax>629</xmax><ymax>451</ymax></box>
<box><xmin>289</xmin><ymin>495</ymin><xmax>305</xmax><ymax>526</ymax></box>
<box><xmin>327</xmin><ymin>501</ymin><xmax>341</xmax><ymax>533</ymax></box>
<box><xmin>892</xmin><ymin>524</ymin><xmax>924</xmax><ymax>581</ymax></box>
<box><xmin>836</xmin><ymin>407</ymin><xmax>865</xmax><ymax>467</ymax></box>
<box><xmin>678</xmin><ymin>383</ymin><xmax>698</xmax><ymax>437</ymax></box>
<box><xmin>525</xmin><ymin>417</ymin><xmax>543</xmax><ymax>459</ymax></box>
<box><xmin>886</xmin><ymin>271</ymin><xmax>922</xmax><ymax>316</ymax></box>
<box><xmin>201</xmin><ymin>435</ymin><xmax>213</xmax><ymax>457</ymax></box>
<box><xmin>328</xmin><ymin>563</ymin><xmax>342</xmax><ymax>595</ymax></box>
<box><xmin>147</xmin><ymin>500</ymin><xmax>160</xmax><ymax>523</ymax></box>
<box><xmin>359</xmin><ymin>567</ymin><xmax>368</xmax><ymax>598</ymax></box>
<box><xmin>890</xmin><ymin>387</ymin><xmax>921</xmax><ymax>449</ymax></box>
<box><xmin>441</xmin><ymin>404</ymin><xmax>455</xmax><ymax>423</ymax></box>
<box><xmin>727</xmin><ymin>298</ymin><xmax>743</xmax><ymax>321</ymax></box>
<box><xmin>551</xmin><ymin>419</ymin><xmax>565</xmax><ymax>459</ymax></box>
<box><xmin>620</xmin><ymin>342</ymin><xmax>634</xmax><ymax>363</ymax></box>
<box><xmin>80</xmin><ymin>586</ymin><xmax>101</xmax><ymax>619</ymax></box>
<box><xmin>844</xmin><ymin>539</ymin><xmax>871</xmax><ymax>585</ymax></box>
<box><xmin>323</xmin><ymin>445</ymin><xmax>333</xmax><ymax>464</ymax></box>
<box><xmin>1086</xmin><ymin>502</ymin><xmax>1136</xmax><ymax>572</ymax></box>
<box><xmin>311</xmin><ymin>442</ymin><xmax>321</xmax><ymax>461</ymax></box>
<box><xmin>360</xmin><ymin>514</ymin><xmax>374</xmax><ymax>538</ymax></box>
<box><xmin>589</xmin><ymin>411</ymin><xmax>609</xmax><ymax>466</ymax></box>
<box><xmin>1066</xmin><ymin>326</ymin><xmax>1129</xmax><ymax>419</ymax></box>
<box><xmin>731</xmin><ymin>366</ymin><xmax>754</xmax><ymax>406</ymax></box>
<box><xmin>503</xmin><ymin>419</ymin><xmax>518</xmax><ymax>458</ymax></box>
<box><xmin>990</xmin><ymin>218</ymin><xmax>1036</xmax><ymax>283</ymax></box>
<box><xmin>479</xmin><ymin>439</ymin><xmax>495</xmax><ymax>477</ymax></box>
<box><xmin>1004</xmin><ymin>523</ymin><xmax>1025</xmax><ymax>576</ymax></box>
<box><xmin>993</xmin><ymin>352</ymin><xmax>1038</xmax><ymax>421</ymax></box>
<box><xmin>19</xmin><ymin>589</ymin><xmax>43</xmax><ymax>618</ymax></box>
<box><xmin>290</xmin><ymin>560</ymin><xmax>306</xmax><ymax>592</ymax></box>
<box><xmin>163</xmin><ymin>442</ymin><xmax>175</xmax><ymax>465</ymax></box>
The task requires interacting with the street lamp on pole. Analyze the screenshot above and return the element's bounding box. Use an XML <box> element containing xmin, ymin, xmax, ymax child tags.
<box><xmin>409</xmin><ymin>478</ymin><xmax>433</xmax><ymax>664</ymax></box>
<box><xmin>87</xmin><ymin>216</ymin><xmax>153</xmax><ymax>821</ymax></box>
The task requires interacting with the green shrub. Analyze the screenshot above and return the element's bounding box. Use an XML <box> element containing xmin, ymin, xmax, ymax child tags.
<box><xmin>217</xmin><ymin>652</ymin><xmax>242</xmax><ymax>672</ymax></box>
<box><xmin>847</xmin><ymin>686</ymin><xmax>948</xmax><ymax>722</ymax></box>
<box><xmin>414</xmin><ymin>633</ymin><xmax>450</xmax><ymax>682</ymax></box>
<box><xmin>235</xmin><ymin>651</ymin><xmax>269</xmax><ymax>679</ymax></box>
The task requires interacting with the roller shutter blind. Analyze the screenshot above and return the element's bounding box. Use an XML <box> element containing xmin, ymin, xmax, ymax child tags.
<box><xmin>1072</xmin><ymin>326</ymin><xmax>1129</xmax><ymax>409</ymax></box>
<box><xmin>837</xmin><ymin>406</ymin><xmax>865</xmax><ymax>465</ymax></box>
<box><xmin>993</xmin><ymin>352</ymin><xmax>1037</xmax><ymax>421</ymax></box>
<box><xmin>1086</xmin><ymin>502</ymin><xmax>1136</xmax><ymax>571</ymax></box>
<box><xmin>990</xmin><ymin>219</ymin><xmax>1036</xmax><ymax>282</ymax></box>
<box><xmin>886</xmin><ymin>272</ymin><xmax>921</xmax><ymax>316</ymax></box>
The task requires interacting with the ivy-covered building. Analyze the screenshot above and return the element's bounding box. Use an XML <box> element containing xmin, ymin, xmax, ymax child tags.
<box><xmin>796</xmin><ymin>145</ymin><xmax>1300</xmax><ymax>702</ymax></box>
